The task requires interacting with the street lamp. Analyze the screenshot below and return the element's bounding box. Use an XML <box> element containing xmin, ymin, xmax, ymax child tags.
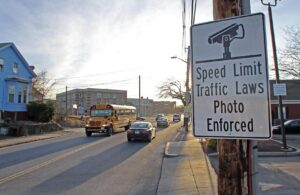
<box><xmin>261</xmin><ymin>0</ymin><xmax>288</xmax><ymax>150</ymax></box>
<box><xmin>170</xmin><ymin>55</ymin><xmax>189</xmax><ymax>93</ymax></box>
<box><xmin>171</xmin><ymin>56</ymin><xmax>187</xmax><ymax>63</ymax></box>
<box><xmin>171</xmin><ymin>53</ymin><xmax>190</xmax><ymax>132</ymax></box>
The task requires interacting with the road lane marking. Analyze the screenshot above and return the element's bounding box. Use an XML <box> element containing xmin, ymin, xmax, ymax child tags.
<box><xmin>0</xmin><ymin>138</ymin><xmax>106</xmax><ymax>185</ymax></box>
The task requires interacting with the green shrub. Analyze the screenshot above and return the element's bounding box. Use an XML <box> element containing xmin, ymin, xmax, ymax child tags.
<box><xmin>207</xmin><ymin>139</ymin><xmax>217</xmax><ymax>150</ymax></box>
<box><xmin>27</xmin><ymin>101</ymin><xmax>55</xmax><ymax>122</ymax></box>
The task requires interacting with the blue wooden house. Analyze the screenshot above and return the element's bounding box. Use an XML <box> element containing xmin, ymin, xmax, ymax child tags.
<box><xmin>0</xmin><ymin>42</ymin><xmax>36</xmax><ymax>121</ymax></box>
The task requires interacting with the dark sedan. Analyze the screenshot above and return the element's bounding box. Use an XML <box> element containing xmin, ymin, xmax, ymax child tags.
<box><xmin>173</xmin><ymin>113</ymin><xmax>181</xmax><ymax>122</ymax></box>
<box><xmin>127</xmin><ymin>121</ymin><xmax>156</xmax><ymax>142</ymax></box>
<box><xmin>156</xmin><ymin>117</ymin><xmax>169</xmax><ymax>128</ymax></box>
<box><xmin>272</xmin><ymin>119</ymin><xmax>300</xmax><ymax>134</ymax></box>
<box><xmin>155</xmin><ymin>113</ymin><xmax>165</xmax><ymax>121</ymax></box>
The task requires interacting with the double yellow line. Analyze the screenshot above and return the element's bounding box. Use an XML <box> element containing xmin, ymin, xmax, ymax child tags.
<box><xmin>0</xmin><ymin>139</ymin><xmax>104</xmax><ymax>185</ymax></box>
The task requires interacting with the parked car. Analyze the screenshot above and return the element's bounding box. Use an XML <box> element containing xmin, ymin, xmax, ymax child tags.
<box><xmin>272</xmin><ymin>119</ymin><xmax>300</xmax><ymax>134</ymax></box>
<box><xmin>156</xmin><ymin>117</ymin><xmax>169</xmax><ymax>128</ymax></box>
<box><xmin>173</xmin><ymin>113</ymin><xmax>181</xmax><ymax>122</ymax></box>
<box><xmin>127</xmin><ymin>121</ymin><xmax>156</xmax><ymax>142</ymax></box>
<box><xmin>155</xmin><ymin>113</ymin><xmax>165</xmax><ymax>121</ymax></box>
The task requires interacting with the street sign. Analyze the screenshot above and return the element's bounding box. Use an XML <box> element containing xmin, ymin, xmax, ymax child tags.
<box><xmin>191</xmin><ymin>13</ymin><xmax>271</xmax><ymax>139</ymax></box>
<box><xmin>273</xmin><ymin>83</ymin><xmax>286</xmax><ymax>96</ymax></box>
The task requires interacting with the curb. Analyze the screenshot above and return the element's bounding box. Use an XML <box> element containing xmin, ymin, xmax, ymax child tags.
<box><xmin>207</xmin><ymin>152</ymin><xmax>218</xmax><ymax>157</ymax></box>
<box><xmin>206</xmin><ymin>150</ymin><xmax>300</xmax><ymax>157</ymax></box>
<box><xmin>0</xmin><ymin>131</ymin><xmax>70</xmax><ymax>149</ymax></box>
<box><xmin>204</xmin><ymin>143</ymin><xmax>300</xmax><ymax>158</ymax></box>
<box><xmin>258</xmin><ymin>139</ymin><xmax>300</xmax><ymax>157</ymax></box>
<box><xmin>207</xmin><ymin>150</ymin><xmax>300</xmax><ymax>157</ymax></box>
<box><xmin>164</xmin><ymin>142</ymin><xmax>179</xmax><ymax>158</ymax></box>
<box><xmin>258</xmin><ymin>150</ymin><xmax>300</xmax><ymax>157</ymax></box>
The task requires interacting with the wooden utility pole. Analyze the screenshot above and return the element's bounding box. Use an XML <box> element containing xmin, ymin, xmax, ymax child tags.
<box><xmin>65</xmin><ymin>86</ymin><xmax>68</xmax><ymax>117</ymax></box>
<box><xmin>138</xmin><ymin>75</ymin><xmax>141</xmax><ymax>118</ymax></box>
<box><xmin>213</xmin><ymin>0</ymin><xmax>248</xmax><ymax>194</ymax></box>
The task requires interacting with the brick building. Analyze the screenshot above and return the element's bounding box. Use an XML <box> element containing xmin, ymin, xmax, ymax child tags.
<box><xmin>56</xmin><ymin>88</ymin><xmax>127</xmax><ymax>116</ymax></box>
<box><xmin>153</xmin><ymin>101</ymin><xmax>176</xmax><ymax>115</ymax></box>
<box><xmin>127</xmin><ymin>97</ymin><xmax>154</xmax><ymax>117</ymax></box>
<box><xmin>270</xmin><ymin>80</ymin><xmax>300</xmax><ymax>124</ymax></box>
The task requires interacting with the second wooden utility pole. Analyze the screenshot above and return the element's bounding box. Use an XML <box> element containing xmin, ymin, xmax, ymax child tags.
<box><xmin>138</xmin><ymin>75</ymin><xmax>141</xmax><ymax>118</ymax></box>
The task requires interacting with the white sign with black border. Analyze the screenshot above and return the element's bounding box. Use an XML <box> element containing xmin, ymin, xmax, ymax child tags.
<box><xmin>191</xmin><ymin>13</ymin><xmax>271</xmax><ymax>139</ymax></box>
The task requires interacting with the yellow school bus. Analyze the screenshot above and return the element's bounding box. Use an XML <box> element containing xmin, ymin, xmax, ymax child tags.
<box><xmin>85</xmin><ymin>104</ymin><xmax>136</xmax><ymax>137</ymax></box>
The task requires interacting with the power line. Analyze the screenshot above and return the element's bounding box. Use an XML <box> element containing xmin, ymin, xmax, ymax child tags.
<box><xmin>76</xmin><ymin>78</ymin><xmax>136</xmax><ymax>88</ymax></box>
<box><xmin>52</xmin><ymin>77</ymin><xmax>137</xmax><ymax>93</ymax></box>
<box><xmin>48</xmin><ymin>66</ymin><xmax>150</xmax><ymax>81</ymax></box>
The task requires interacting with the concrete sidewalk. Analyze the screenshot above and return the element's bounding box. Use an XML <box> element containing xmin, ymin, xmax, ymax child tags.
<box><xmin>157</xmin><ymin>131</ymin><xmax>218</xmax><ymax>195</ymax></box>
<box><xmin>0</xmin><ymin>130</ymin><xmax>75</xmax><ymax>148</ymax></box>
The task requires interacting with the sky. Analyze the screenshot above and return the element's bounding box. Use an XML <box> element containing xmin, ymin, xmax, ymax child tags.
<box><xmin>0</xmin><ymin>0</ymin><xmax>299</xmax><ymax>103</ymax></box>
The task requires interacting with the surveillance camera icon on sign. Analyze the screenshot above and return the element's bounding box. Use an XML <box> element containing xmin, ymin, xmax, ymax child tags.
<box><xmin>208</xmin><ymin>23</ymin><xmax>245</xmax><ymax>60</ymax></box>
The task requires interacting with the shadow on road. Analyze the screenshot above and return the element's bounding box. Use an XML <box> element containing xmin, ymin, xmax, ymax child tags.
<box><xmin>0</xmin><ymin>136</ymin><xmax>105</xmax><ymax>169</ymax></box>
<box><xmin>257</xmin><ymin>158</ymin><xmax>300</xmax><ymax>195</ymax></box>
<box><xmin>31</xmin><ymin>141</ymin><xmax>147</xmax><ymax>194</ymax></box>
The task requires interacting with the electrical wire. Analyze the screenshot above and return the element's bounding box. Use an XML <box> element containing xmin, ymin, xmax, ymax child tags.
<box><xmin>52</xmin><ymin>77</ymin><xmax>137</xmax><ymax>93</ymax></box>
<box><xmin>47</xmin><ymin>66</ymin><xmax>150</xmax><ymax>81</ymax></box>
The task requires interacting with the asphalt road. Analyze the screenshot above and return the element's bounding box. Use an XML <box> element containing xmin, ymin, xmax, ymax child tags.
<box><xmin>258</xmin><ymin>155</ymin><xmax>300</xmax><ymax>194</ymax></box>
<box><xmin>0</xmin><ymin>120</ymin><xmax>183</xmax><ymax>195</ymax></box>
<box><xmin>257</xmin><ymin>134</ymin><xmax>300</xmax><ymax>194</ymax></box>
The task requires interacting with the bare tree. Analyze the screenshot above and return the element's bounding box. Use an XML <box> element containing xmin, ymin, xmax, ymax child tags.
<box><xmin>32</xmin><ymin>71</ymin><xmax>56</xmax><ymax>101</ymax></box>
<box><xmin>157</xmin><ymin>78</ymin><xmax>186</xmax><ymax>105</ymax></box>
<box><xmin>279</xmin><ymin>26</ymin><xmax>300</xmax><ymax>79</ymax></box>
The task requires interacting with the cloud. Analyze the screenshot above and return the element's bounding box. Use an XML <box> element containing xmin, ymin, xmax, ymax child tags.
<box><xmin>3</xmin><ymin>0</ymin><xmax>297</xmax><ymax>100</ymax></box>
<box><xmin>0</xmin><ymin>0</ymin><xmax>204</xmax><ymax>99</ymax></box>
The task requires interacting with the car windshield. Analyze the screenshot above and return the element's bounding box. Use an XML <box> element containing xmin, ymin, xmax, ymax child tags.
<box><xmin>284</xmin><ymin>120</ymin><xmax>294</xmax><ymax>125</ymax></box>
<box><xmin>90</xmin><ymin>109</ymin><xmax>112</xmax><ymax>117</ymax></box>
<box><xmin>284</xmin><ymin>119</ymin><xmax>300</xmax><ymax>126</ymax></box>
<box><xmin>130</xmin><ymin>123</ymin><xmax>149</xmax><ymax>129</ymax></box>
<box><xmin>158</xmin><ymin>117</ymin><xmax>167</xmax><ymax>121</ymax></box>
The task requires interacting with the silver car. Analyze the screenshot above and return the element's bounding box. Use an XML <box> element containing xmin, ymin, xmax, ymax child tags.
<box><xmin>156</xmin><ymin>117</ymin><xmax>169</xmax><ymax>128</ymax></box>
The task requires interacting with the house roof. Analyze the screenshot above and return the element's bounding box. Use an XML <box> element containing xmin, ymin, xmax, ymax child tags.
<box><xmin>0</xmin><ymin>42</ymin><xmax>37</xmax><ymax>77</ymax></box>
<box><xmin>270</xmin><ymin>80</ymin><xmax>300</xmax><ymax>100</ymax></box>
<box><xmin>0</xmin><ymin>43</ymin><xmax>10</xmax><ymax>49</ymax></box>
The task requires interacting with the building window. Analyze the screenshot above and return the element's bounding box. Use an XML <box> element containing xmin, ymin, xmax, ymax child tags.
<box><xmin>23</xmin><ymin>87</ymin><xmax>27</xmax><ymax>103</ymax></box>
<box><xmin>8</xmin><ymin>85</ymin><xmax>15</xmax><ymax>103</ymax></box>
<box><xmin>13</xmin><ymin>62</ymin><xmax>18</xmax><ymax>73</ymax></box>
<box><xmin>18</xmin><ymin>87</ymin><xmax>22</xmax><ymax>103</ymax></box>
<box><xmin>0</xmin><ymin>59</ymin><xmax>4</xmax><ymax>72</ymax></box>
<box><xmin>103</xmin><ymin>93</ymin><xmax>110</xmax><ymax>98</ymax></box>
<box><xmin>96</xmin><ymin>92</ymin><xmax>102</xmax><ymax>98</ymax></box>
<box><xmin>277</xmin><ymin>106</ymin><xmax>287</xmax><ymax>120</ymax></box>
